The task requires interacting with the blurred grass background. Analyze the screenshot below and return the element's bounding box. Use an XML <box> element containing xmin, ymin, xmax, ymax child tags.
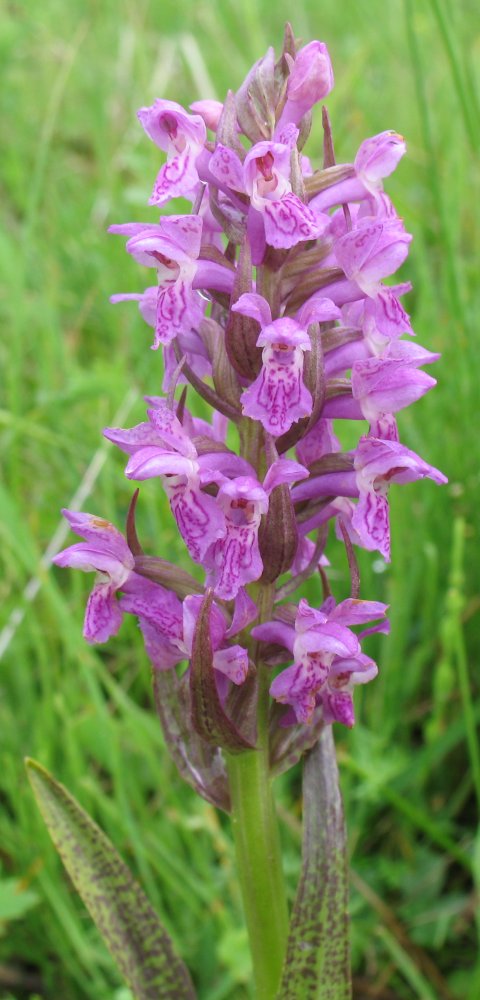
<box><xmin>1</xmin><ymin>0</ymin><xmax>479</xmax><ymax>997</ymax></box>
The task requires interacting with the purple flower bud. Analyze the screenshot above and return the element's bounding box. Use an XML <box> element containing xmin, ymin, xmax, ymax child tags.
<box><xmin>189</xmin><ymin>99</ymin><xmax>224</xmax><ymax>132</ymax></box>
<box><xmin>309</xmin><ymin>131</ymin><xmax>405</xmax><ymax>213</ymax></box>
<box><xmin>277</xmin><ymin>41</ymin><xmax>334</xmax><ymax>130</ymax></box>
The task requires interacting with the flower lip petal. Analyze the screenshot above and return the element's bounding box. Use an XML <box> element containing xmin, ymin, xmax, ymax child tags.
<box><xmin>213</xmin><ymin>645</ymin><xmax>249</xmax><ymax>685</ymax></box>
<box><xmin>84</xmin><ymin>582</ymin><xmax>123</xmax><ymax>644</ymax></box>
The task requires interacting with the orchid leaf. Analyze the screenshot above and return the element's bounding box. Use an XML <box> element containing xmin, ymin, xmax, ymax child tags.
<box><xmin>152</xmin><ymin>668</ymin><xmax>231</xmax><ymax>812</ymax></box>
<box><xmin>276</xmin><ymin>727</ymin><xmax>351</xmax><ymax>999</ymax></box>
<box><xmin>190</xmin><ymin>590</ymin><xmax>255</xmax><ymax>753</ymax></box>
<box><xmin>26</xmin><ymin>759</ymin><xmax>196</xmax><ymax>1000</ymax></box>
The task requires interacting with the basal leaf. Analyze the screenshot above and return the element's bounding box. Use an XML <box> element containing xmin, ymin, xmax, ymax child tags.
<box><xmin>276</xmin><ymin>727</ymin><xmax>351</xmax><ymax>999</ymax></box>
<box><xmin>26</xmin><ymin>759</ymin><xmax>196</xmax><ymax>1000</ymax></box>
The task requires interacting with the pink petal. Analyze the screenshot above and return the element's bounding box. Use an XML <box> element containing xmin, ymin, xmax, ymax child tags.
<box><xmin>225</xmin><ymin>587</ymin><xmax>258</xmax><ymax>638</ymax></box>
<box><xmin>263</xmin><ymin>458</ymin><xmax>309</xmax><ymax>493</ymax></box>
<box><xmin>149</xmin><ymin>149</ymin><xmax>200</xmax><ymax>206</ymax></box>
<box><xmin>329</xmin><ymin>598</ymin><xmax>388</xmax><ymax>627</ymax></box>
<box><xmin>147</xmin><ymin>400</ymin><xmax>197</xmax><ymax>458</ymax></box>
<box><xmin>137</xmin><ymin>619</ymin><xmax>184</xmax><ymax>670</ymax></box>
<box><xmin>153</xmin><ymin>277</ymin><xmax>203</xmax><ymax>349</ymax></box>
<box><xmin>209</xmin><ymin>144</ymin><xmax>246</xmax><ymax>192</ymax></box>
<box><xmin>189</xmin><ymin>99</ymin><xmax>224</xmax><ymax>131</ymax></box>
<box><xmin>321</xmin><ymin>689</ymin><xmax>355</xmax><ymax>727</ymax></box>
<box><xmin>241</xmin><ymin>350</ymin><xmax>312</xmax><ymax>436</ymax></box>
<box><xmin>352</xmin><ymin>489</ymin><xmax>391</xmax><ymax>560</ymax></box>
<box><xmin>53</xmin><ymin>544</ymin><xmax>131</xmax><ymax>585</ymax></box>
<box><xmin>213</xmin><ymin>645</ymin><xmax>249</xmax><ymax>685</ymax></box>
<box><xmin>103</xmin><ymin>422</ymin><xmax>164</xmax><ymax>455</ymax></box>
<box><xmin>206</xmin><ymin>522</ymin><xmax>263</xmax><ymax>600</ymax></box>
<box><xmin>125</xmin><ymin>449</ymin><xmax>197</xmax><ymax>481</ymax></box>
<box><xmin>262</xmin><ymin>193</ymin><xmax>325</xmax><ymax>249</ymax></box>
<box><xmin>231</xmin><ymin>292</ymin><xmax>272</xmax><ymax>328</ymax></box>
<box><xmin>169</xmin><ymin>484</ymin><xmax>226</xmax><ymax>564</ymax></box>
<box><xmin>84</xmin><ymin>583</ymin><xmax>123</xmax><ymax>644</ymax></box>
<box><xmin>296</xmin><ymin>295</ymin><xmax>341</xmax><ymax>328</ymax></box>
<box><xmin>59</xmin><ymin>511</ymin><xmax>133</xmax><ymax>564</ymax></box>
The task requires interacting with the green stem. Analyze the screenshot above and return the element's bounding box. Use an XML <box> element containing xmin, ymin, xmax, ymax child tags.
<box><xmin>230</xmin><ymin>293</ymin><xmax>289</xmax><ymax>995</ymax></box>
<box><xmin>227</xmin><ymin>664</ymin><xmax>289</xmax><ymax>999</ymax></box>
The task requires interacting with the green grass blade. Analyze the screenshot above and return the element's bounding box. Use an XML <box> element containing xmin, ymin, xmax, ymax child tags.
<box><xmin>26</xmin><ymin>758</ymin><xmax>196</xmax><ymax>1000</ymax></box>
<box><xmin>377</xmin><ymin>926</ymin><xmax>439</xmax><ymax>1000</ymax></box>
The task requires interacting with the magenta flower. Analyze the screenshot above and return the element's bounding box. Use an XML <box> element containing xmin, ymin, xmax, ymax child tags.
<box><xmin>244</xmin><ymin>137</ymin><xmax>326</xmax><ymax>253</ymax></box>
<box><xmin>204</xmin><ymin>477</ymin><xmax>269</xmax><ymax>600</ymax></box>
<box><xmin>104</xmin><ymin>401</ymin><xmax>228</xmax><ymax>564</ymax></box>
<box><xmin>310</xmin><ymin>130</ymin><xmax>406</xmax><ymax>213</ymax></box>
<box><xmin>205</xmin><ymin>459</ymin><xmax>308</xmax><ymax>600</ymax></box>
<box><xmin>253</xmin><ymin>597</ymin><xmax>387</xmax><ymax>725</ymax></box>
<box><xmin>351</xmin><ymin>355</ymin><xmax>437</xmax><ymax>423</ymax></box>
<box><xmin>58</xmin><ymin>31</ymin><xmax>446</xmax><ymax>760</ymax></box>
<box><xmin>109</xmin><ymin>215</ymin><xmax>204</xmax><ymax>349</ymax></box>
<box><xmin>52</xmin><ymin>511</ymin><xmax>135</xmax><ymax>643</ymax></box>
<box><xmin>109</xmin><ymin>214</ymin><xmax>235</xmax><ymax>350</ymax></box>
<box><xmin>137</xmin><ymin>99</ymin><xmax>207</xmax><ymax>205</ymax></box>
<box><xmin>52</xmin><ymin>512</ymin><xmax>185</xmax><ymax>672</ymax></box>
<box><xmin>276</xmin><ymin>41</ymin><xmax>334</xmax><ymax>131</ymax></box>
<box><xmin>352</xmin><ymin>435</ymin><xmax>448</xmax><ymax>559</ymax></box>
<box><xmin>334</xmin><ymin>217</ymin><xmax>413</xmax><ymax>296</ymax></box>
<box><xmin>232</xmin><ymin>292</ymin><xmax>340</xmax><ymax>436</ymax></box>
